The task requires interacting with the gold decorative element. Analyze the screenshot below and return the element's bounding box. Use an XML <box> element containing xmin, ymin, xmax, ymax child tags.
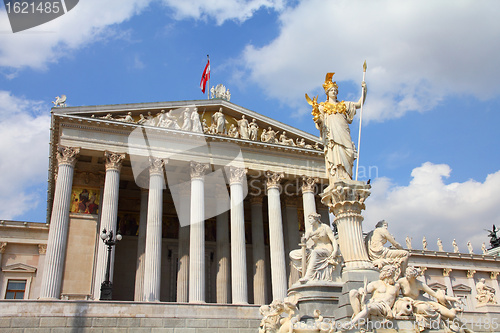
<box><xmin>228</xmin><ymin>166</ymin><xmax>247</xmax><ymax>185</ymax></box>
<box><xmin>443</xmin><ymin>268</ymin><xmax>452</xmax><ymax>277</ymax></box>
<box><xmin>265</xmin><ymin>171</ymin><xmax>284</xmax><ymax>190</ymax></box>
<box><xmin>38</xmin><ymin>244</ymin><xmax>47</xmax><ymax>255</ymax></box>
<box><xmin>104</xmin><ymin>151</ymin><xmax>126</xmax><ymax>172</ymax></box>
<box><xmin>322</xmin><ymin>72</ymin><xmax>338</xmax><ymax>93</ymax></box>
<box><xmin>0</xmin><ymin>242</ymin><xmax>7</xmax><ymax>254</ymax></box>
<box><xmin>491</xmin><ymin>272</ymin><xmax>499</xmax><ymax>280</ymax></box>
<box><xmin>56</xmin><ymin>146</ymin><xmax>80</xmax><ymax>167</ymax></box>
<box><xmin>467</xmin><ymin>270</ymin><xmax>476</xmax><ymax>278</ymax></box>
<box><xmin>301</xmin><ymin>176</ymin><xmax>318</xmax><ymax>194</ymax></box>
<box><xmin>363</xmin><ymin>60</ymin><xmax>367</xmax><ymax>73</ymax></box>
<box><xmin>149</xmin><ymin>158</ymin><xmax>165</xmax><ymax>176</ymax></box>
<box><xmin>190</xmin><ymin>161</ymin><xmax>209</xmax><ymax>179</ymax></box>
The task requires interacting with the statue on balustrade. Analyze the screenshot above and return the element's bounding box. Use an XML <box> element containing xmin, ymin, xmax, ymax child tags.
<box><xmin>306</xmin><ymin>72</ymin><xmax>366</xmax><ymax>185</ymax></box>
<box><xmin>476</xmin><ymin>278</ymin><xmax>497</xmax><ymax>306</ymax></box>
<box><xmin>289</xmin><ymin>213</ymin><xmax>340</xmax><ymax>284</ymax></box>
<box><xmin>365</xmin><ymin>220</ymin><xmax>409</xmax><ymax>278</ymax></box>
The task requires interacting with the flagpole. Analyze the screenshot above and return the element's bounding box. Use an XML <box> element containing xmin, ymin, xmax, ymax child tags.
<box><xmin>207</xmin><ymin>55</ymin><xmax>210</xmax><ymax>100</ymax></box>
<box><xmin>355</xmin><ymin>61</ymin><xmax>367</xmax><ymax>181</ymax></box>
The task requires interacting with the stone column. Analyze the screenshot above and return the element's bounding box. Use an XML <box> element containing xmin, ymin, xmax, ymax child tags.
<box><xmin>491</xmin><ymin>272</ymin><xmax>500</xmax><ymax>300</ymax></box>
<box><xmin>143</xmin><ymin>158</ymin><xmax>165</xmax><ymax>302</ymax></box>
<box><xmin>189</xmin><ymin>162</ymin><xmax>209</xmax><ymax>303</ymax></box>
<box><xmin>40</xmin><ymin>146</ymin><xmax>79</xmax><ymax>299</ymax></box>
<box><xmin>0</xmin><ymin>243</ymin><xmax>7</xmax><ymax>292</ymax></box>
<box><xmin>216</xmin><ymin>185</ymin><xmax>230</xmax><ymax>304</ymax></box>
<box><xmin>134</xmin><ymin>189</ymin><xmax>148</xmax><ymax>301</ymax></box>
<box><xmin>285</xmin><ymin>197</ymin><xmax>301</xmax><ymax>286</ymax></box>
<box><xmin>265</xmin><ymin>171</ymin><xmax>287</xmax><ymax>301</ymax></box>
<box><xmin>229</xmin><ymin>167</ymin><xmax>248</xmax><ymax>304</ymax></box>
<box><xmin>34</xmin><ymin>244</ymin><xmax>47</xmax><ymax>298</ymax></box>
<box><xmin>251</xmin><ymin>194</ymin><xmax>267</xmax><ymax>305</ymax></box>
<box><xmin>176</xmin><ymin>182</ymin><xmax>191</xmax><ymax>302</ymax></box>
<box><xmin>467</xmin><ymin>270</ymin><xmax>477</xmax><ymax>305</ymax></box>
<box><xmin>94</xmin><ymin>151</ymin><xmax>125</xmax><ymax>300</ymax></box>
<box><xmin>301</xmin><ymin>176</ymin><xmax>318</xmax><ymax>234</ymax></box>
<box><xmin>443</xmin><ymin>268</ymin><xmax>454</xmax><ymax>297</ymax></box>
<box><xmin>322</xmin><ymin>181</ymin><xmax>373</xmax><ymax>272</ymax></box>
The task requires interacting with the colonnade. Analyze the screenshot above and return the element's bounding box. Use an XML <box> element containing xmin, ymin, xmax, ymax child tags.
<box><xmin>39</xmin><ymin>145</ymin><xmax>322</xmax><ymax>304</ymax></box>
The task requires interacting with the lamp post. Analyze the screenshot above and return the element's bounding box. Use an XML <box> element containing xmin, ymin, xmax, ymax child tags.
<box><xmin>99</xmin><ymin>228</ymin><xmax>122</xmax><ymax>300</ymax></box>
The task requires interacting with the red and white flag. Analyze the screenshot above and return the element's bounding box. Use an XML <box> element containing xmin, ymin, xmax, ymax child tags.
<box><xmin>200</xmin><ymin>57</ymin><xmax>210</xmax><ymax>94</ymax></box>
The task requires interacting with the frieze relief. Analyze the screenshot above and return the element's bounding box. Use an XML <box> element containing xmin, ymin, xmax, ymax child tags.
<box><xmin>87</xmin><ymin>108</ymin><xmax>321</xmax><ymax>151</ymax></box>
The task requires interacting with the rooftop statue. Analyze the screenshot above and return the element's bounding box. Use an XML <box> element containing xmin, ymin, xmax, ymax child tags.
<box><xmin>485</xmin><ymin>224</ymin><xmax>500</xmax><ymax>249</ymax></box>
<box><xmin>52</xmin><ymin>95</ymin><xmax>67</xmax><ymax>107</ymax></box>
<box><xmin>306</xmin><ymin>72</ymin><xmax>366</xmax><ymax>184</ymax></box>
<box><xmin>365</xmin><ymin>220</ymin><xmax>408</xmax><ymax>277</ymax></box>
<box><xmin>289</xmin><ymin>213</ymin><xmax>339</xmax><ymax>284</ymax></box>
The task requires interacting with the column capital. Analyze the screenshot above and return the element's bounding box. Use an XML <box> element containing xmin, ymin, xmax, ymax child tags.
<box><xmin>38</xmin><ymin>244</ymin><xmax>47</xmax><ymax>255</ymax></box>
<box><xmin>228</xmin><ymin>166</ymin><xmax>247</xmax><ymax>185</ymax></box>
<box><xmin>265</xmin><ymin>171</ymin><xmax>284</xmax><ymax>190</ymax></box>
<box><xmin>249</xmin><ymin>194</ymin><xmax>264</xmax><ymax>205</ymax></box>
<box><xmin>491</xmin><ymin>272</ymin><xmax>499</xmax><ymax>280</ymax></box>
<box><xmin>104</xmin><ymin>151</ymin><xmax>126</xmax><ymax>172</ymax></box>
<box><xmin>190</xmin><ymin>161</ymin><xmax>209</xmax><ymax>180</ymax></box>
<box><xmin>443</xmin><ymin>268</ymin><xmax>452</xmax><ymax>277</ymax></box>
<box><xmin>56</xmin><ymin>146</ymin><xmax>80</xmax><ymax>167</ymax></box>
<box><xmin>301</xmin><ymin>176</ymin><xmax>318</xmax><ymax>194</ymax></box>
<box><xmin>467</xmin><ymin>270</ymin><xmax>476</xmax><ymax>278</ymax></box>
<box><xmin>0</xmin><ymin>242</ymin><xmax>7</xmax><ymax>254</ymax></box>
<box><xmin>149</xmin><ymin>158</ymin><xmax>165</xmax><ymax>176</ymax></box>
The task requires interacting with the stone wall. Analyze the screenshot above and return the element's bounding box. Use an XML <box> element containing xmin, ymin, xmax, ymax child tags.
<box><xmin>0</xmin><ymin>300</ymin><xmax>261</xmax><ymax>333</ymax></box>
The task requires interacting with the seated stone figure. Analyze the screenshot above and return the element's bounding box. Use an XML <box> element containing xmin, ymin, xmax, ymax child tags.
<box><xmin>476</xmin><ymin>278</ymin><xmax>497</xmax><ymax>306</ymax></box>
<box><xmin>289</xmin><ymin>213</ymin><xmax>339</xmax><ymax>283</ymax></box>
<box><xmin>396</xmin><ymin>266</ymin><xmax>472</xmax><ymax>333</ymax></box>
<box><xmin>346</xmin><ymin>265</ymin><xmax>400</xmax><ymax>329</ymax></box>
<box><xmin>365</xmin><ymin>220</ymin><xmax>409</xmax><ymax>277</ymax></box>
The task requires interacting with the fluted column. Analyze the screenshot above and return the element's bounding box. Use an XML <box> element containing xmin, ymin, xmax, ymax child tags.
<box><xmin>143</xmin><ymin>158</ymin><xmax>165</xmax><ymax>302</ymax></box>
<box><xmin>265</xmin><ymin>171</ymin><xmax>287</xmax><ymax>301</ymax></box>
<box><xmin>229</xmin><ymin>167</ymin><xmax>248</xmax><ymax>304</ymax></box>
<box><xmin>251</xmin><ymin>195</ymin><xmax>267</xmax><ymax>305</ymax></box>
<box><xmin>0</xmin><ymin>243</ymin><xmax>7</xmax><ymax>293</ymax></box>
<box><xmin>323</xmin><ymin>181</ymin><xmax>373</xmax><ymax>271</ymax></box>
<box><xmin>443</xmin><ymin>268</ymin><xmax>454</xmax><ymax>296</ymax></box>
<box><xmin>216</xmin><ymin>184</ymin><xmax>230</xmax><ymax>303</ymax></box>
<box><xmin>491</xmin><ymin>272</ymin><xmax>500</xmax><ymax>299</ymax></box>
<box><xmin>301</xmin><ymin>176</ymin><xmax>317</xmax><ymax>233</ymax></box>
<box><xmin>39</xmin><ymin>146</ymin><xmax>79</xmax><ymax>299</ymax></box>
<box><xmin>189</xmin><ymin>162</ymin><xmax>209</xmax><ymax>303</ymax></box>
<box><xmin>94</xmin><ymin>151</ymin><xmax>125</xmax><ymax>300</ymax></box>
<box><xmin>177</xmin><ymin>182</ymin><xmax>191</xmax><ymax>302</ymax></box>
<box><xmin>134</xmin><ymin>189</ymin><xmax>148</xmax><ymax>301</ymax></box>
<box><xmin>285</xmin><ymin>197</ymin><xmax>300</xmax><ymax>286</ymax></box>
<box><xmin>467</xmin><ymin>270</ymin><xmax>477</xmax><ymax>305</ymax></box>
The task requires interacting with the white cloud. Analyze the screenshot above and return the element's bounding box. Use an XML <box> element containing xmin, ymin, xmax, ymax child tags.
<box><xmin>161</xmin><ymin>0</ymin><xmax>285</xmax><ymax>25</ymax></box>
<box><xmin>0</xmin><ymin>91</ymin><xmax>50</xmax><ymax>219</ymax></box>
<box><xmin>241</xmin><ymin>0</ymin><xmax>500</xmax><ymax>121</ymax></box>
<box><xmin>0</xmin><ymin>0</ymin><xmax>153</xmax><ymax>70</ymax></box>
<box><xmin>364</xmin><ymin>162</ymin><xmax>500</xmax><ymax>253</ymax></box>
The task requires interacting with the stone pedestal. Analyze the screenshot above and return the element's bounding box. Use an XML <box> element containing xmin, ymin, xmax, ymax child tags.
<box><xmin>288</xmin><ymin>281</ymin><xmax>343</xmax><ymax>322</ymax></box>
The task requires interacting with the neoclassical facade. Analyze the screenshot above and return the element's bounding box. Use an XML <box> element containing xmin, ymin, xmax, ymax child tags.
<box><xmin>1</xmin><ymin>99</ymin><xmax>500</xmax><ymax>330</ymax></box>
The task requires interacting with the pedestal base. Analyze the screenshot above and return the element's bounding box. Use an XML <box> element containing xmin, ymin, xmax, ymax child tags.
<box><xmin>288</xmin><ymin>281</ymin><xmax>343</xmax><ymax>322</ymax></box>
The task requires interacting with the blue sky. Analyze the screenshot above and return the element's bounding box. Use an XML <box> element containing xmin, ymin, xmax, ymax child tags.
<box><xmin>1</xmin><ymin>0</ymin><xmax>499</xmax><ymax>253</ymax></box>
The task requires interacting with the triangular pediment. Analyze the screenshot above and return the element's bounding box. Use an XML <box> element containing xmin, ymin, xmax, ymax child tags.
<box><xmin>453</xmin><ymin>284</ymin><xmax>472</xmax><ymax>293</ymax></box>
<box><xmin>428</xmin><ymin>282</ymin><xmax>447</xmax><ymax>292</ymax></box>
<box><xmin>2</xmin><ymin>263</ymin><xmax>37</xmax><ymax>273</ymax></box>
<box><xmin>53</xmin><ymin>99</ymin><xmax>321</xmax><ymax>149</ymax></box>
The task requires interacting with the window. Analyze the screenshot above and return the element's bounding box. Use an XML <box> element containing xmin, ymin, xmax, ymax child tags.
<box><xmin>5</xmin><ymin>280</ymin><xmax>26</xmax><ymax>299</ymax></box>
